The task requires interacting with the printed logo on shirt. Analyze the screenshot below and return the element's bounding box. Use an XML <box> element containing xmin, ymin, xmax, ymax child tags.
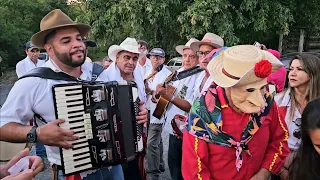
<box><xmin>177</xmin><ymin>85</ymin><xmax>188</xmax><ymax>99</ymax></box>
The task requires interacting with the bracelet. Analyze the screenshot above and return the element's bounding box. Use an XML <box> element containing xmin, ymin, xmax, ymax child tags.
<box><xmin>170</xmin><ymin>95</ymin><xmax>175</xmax><ymax>102</ymax></box>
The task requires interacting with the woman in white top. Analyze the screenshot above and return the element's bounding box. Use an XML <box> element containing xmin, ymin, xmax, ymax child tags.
<box><xmin>275</xmin><ymin>54</ymin><xmax>320</xmax><ymax>179</ymax></box>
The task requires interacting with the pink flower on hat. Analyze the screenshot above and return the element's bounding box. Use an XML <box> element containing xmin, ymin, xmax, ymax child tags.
<box><xmin>254</xmin><ymin>60</ymin><xmax>272</xmax><ymax>78</ymax></box>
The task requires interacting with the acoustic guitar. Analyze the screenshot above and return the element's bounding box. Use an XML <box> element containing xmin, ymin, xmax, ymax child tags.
<box><xmin>152</xmin><ymin>66</ymin><xmax>203</xmax><ymax>120</ymax></box>
<box><xmin>152</xmin><ymin>72</ymin><xmax>177</xmax><ymax>119</ymax></box>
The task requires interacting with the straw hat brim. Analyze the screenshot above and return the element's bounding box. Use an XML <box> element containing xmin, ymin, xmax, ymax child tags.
<box><xmin>31</xmin><ymin>23</ymin><xmax>91</xmax><ymax>48</ymax></box>
<box><xmin>190</xmin><ymin>41</ymin><xmax>223</xmax><ymax>52</ymax></box>
<box><xmin>207</xmin><ymin>50</ymin><xmax>284</xmax><ymax>88</ymax></box>
<box><xmin>175</xmin><ymin>45</ymin><xmax>191</xmax><ymax>55</ymax></box>
<box><xmin>108</xmin><ymin>45</ymin><xmax>144</xmax><ymax>62</ymax></box>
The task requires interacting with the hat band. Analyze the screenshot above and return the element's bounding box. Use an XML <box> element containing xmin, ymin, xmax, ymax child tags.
<box><xmin>222</xmin><ymin>68</ymin><xmax>240</xmax><ymax>80</ymax></box>
<box><xmin>202</xmin><ymin>39</ymin><xmax>212</xmax><ymax>43</ymax></box>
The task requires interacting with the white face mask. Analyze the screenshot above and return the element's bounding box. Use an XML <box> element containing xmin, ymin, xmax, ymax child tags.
<box><xmin>230</xmin><ymin>79</ymin><xmax>268</xmax><ymax>114</ymax></box>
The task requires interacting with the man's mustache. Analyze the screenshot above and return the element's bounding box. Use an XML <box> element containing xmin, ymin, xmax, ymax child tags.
<box><xmin>70</xmin><ymin>49</ymin><xmax>84</xmax><ymax>56</ymax></box>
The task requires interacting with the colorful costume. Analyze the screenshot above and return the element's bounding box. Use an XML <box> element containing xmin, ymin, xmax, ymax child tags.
<box><xmin>182</xmin><ymin>45</ymin><xmax>290</xmax><ymax>180</ymax></box>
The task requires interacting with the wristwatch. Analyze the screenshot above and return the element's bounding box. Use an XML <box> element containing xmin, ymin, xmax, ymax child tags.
<box><xmin>26</xmin><ymin>126</ymin><xmax>38</xmax><ymax>143</ymax></box>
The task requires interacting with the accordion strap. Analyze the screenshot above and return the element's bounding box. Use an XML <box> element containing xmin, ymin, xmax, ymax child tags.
<box><xmin>19</xmin><ymin>64</ymin><xmax>106</xmax><ymax>124</ymax></box>
<box><xmin>18</xmin><ymin>63</ymin><xmax>105</xmax><ymax>82</ymax></box>
<box><xmin>18</xmin><ymin>67</ymin><xmax>82</xmax><ymax>82</ymax></box>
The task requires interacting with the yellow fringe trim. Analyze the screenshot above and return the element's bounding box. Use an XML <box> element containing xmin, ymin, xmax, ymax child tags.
<box><xmin>221</xmin><ymin>104</ymin><xmax>229</xmax><ymax>108</ymax></box>
<box><xmin>269</xmin><ymin>106</ymin><xmax>289</xmax><ymax>171</ymax></box>
<box><xmin>194</xmin><ymin>138</ymin><xmax>203</xmax><ymax>180</ymax></box>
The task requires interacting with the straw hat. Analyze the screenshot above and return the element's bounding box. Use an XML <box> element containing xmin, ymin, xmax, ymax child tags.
<box><xmin>31</xmin><ymin>9</ymin><xmax>91</xmax><ymax>48</ymax></box>
<box><xmin>207</xmin><ymin>45</ymin><xmax>284</xmax><ymax>88</ymax></box>
<box><xmin>175</xmin><ymin>38</ymin><xmax>199</xmax><ymax>55</ymax></box>
<box><xmin>190</xmin><ymin>33</ymin><xmax>224</xmax><ymax>52</ymax></box>
<box><xmin>108</xmin><ymin>37</ymin><xmax>144</xmax><ymax>61</ymax></box>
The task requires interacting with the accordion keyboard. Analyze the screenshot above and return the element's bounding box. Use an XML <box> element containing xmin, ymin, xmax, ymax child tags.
<box><xmin>54</xmin><ymin>85</ymin><xmax>94</xmax><ymax>174</ymax></box>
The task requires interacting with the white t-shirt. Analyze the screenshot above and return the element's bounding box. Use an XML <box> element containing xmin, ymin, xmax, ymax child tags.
<box><xmin>275</xmin><ymin>89</ymin><xmax>301</xmax><ymax>150</ymax></box>
<box><xmin>1</xmin><ymin>59</ymin><xmax>109</xmax><ymax>165</ymax></box>
<box><xmin>163</xmin><ymin>67</ymin><xmax>198</xmax><ymax>134</ymax></box>
<box><xmin>189</xmin><ymin>71</ymin><xmax>214</xmax><ymax>105</ymax></box>
<box><xmin>145</xmin><ymin>66</ymin><xmax>172</xmax><ymax>124</ymax></box>
<box><xmin>16</xmin><ymin>57</ymin><xmax>45</xmax><ymax>78</ymax></box>
<box><xmin>136</xmin><ymin>58</ymin><xmax>152</xmax><ymax>79</ymax></box>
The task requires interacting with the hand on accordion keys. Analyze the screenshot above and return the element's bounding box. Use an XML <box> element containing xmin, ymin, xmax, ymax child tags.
<box><xmin>37</xmin><ymin>119</ymin><xmax>79</xmax><ymax>149</ymax></box>
<box><xmin>136</xmin><ymin>100</ymin><xmax>148</xmax><ymax>124</ymax></box>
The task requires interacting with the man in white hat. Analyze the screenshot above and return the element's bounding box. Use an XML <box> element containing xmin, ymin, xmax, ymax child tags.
<box><xmin>189</xmin><ymin>32</ymin><xmax>224</xmax><ymax>104</ymax></box>
<box><xmin>16</xmin><ymin>41</ymin><xmax>45</xmax><ymax>78</ymax></box>
<box><xmin>155</xmin><ymin>38</ymin><xmax>201</xmax><ymax>180</ymax></box>
<box><xmin>181</xmin><ymin>45</ymin><xmax>289</xmax><ymax>180</ymax></box>
<box><xmin>0</xmin><ymin>9</ymin><xmax>148</xmax><ymax>180</ymax></box>
<box><xmin>106</xmin><ymin>37</ymin><xmax>148</xmax><ymax>180</ymax></box>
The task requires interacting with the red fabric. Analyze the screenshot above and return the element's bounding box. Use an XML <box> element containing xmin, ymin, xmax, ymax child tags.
<box><xmin>182</xmin><ymin>102</ymin><xmax>289</xmax><ymax>180</ymax></box>
<box><xmin>254</xmin><ymin>60</ymin><xmax>272</xmax><ymax>78</ymax></box>
<box><xmin>64</xmin><ymin>174</ymin><xmax>81</xmax><ymax>180</ymax></box>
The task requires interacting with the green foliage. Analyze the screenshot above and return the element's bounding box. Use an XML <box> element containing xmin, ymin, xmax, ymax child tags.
<box><xmin>0</xmin><ymin>0</ymin><xmax>319</xmax><ymax>68</ymax></box>
<box><xmin>0</xmin><ymin>0</ymin><xmax>69</xmax><ymax>67</ymax></box>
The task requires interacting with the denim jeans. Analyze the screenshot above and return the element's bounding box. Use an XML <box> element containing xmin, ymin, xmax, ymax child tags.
<box><xmin>35</xmin><ymin>142</ymin><xmax>47</xmax><ymax>159</ymax></box>
<box><xmin>83</xmin><ymin>165</ymin><xmax>124</xmax><ymax>180</ymax></box>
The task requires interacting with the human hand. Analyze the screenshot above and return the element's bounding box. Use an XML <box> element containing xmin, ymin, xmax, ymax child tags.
<box><xmin>0</xmin><ymin>148</ymin><xmax>44</xmax><ymax>179</ymax></box>
<box><xmin>278</xmin><ymin>168</ymin><xmax>289</xmax><ymax>180</ymax></box>
<box><xmin>2</xmin><ymin>169</ymin><xmax>34</xmax><ymax>180</ymax></box>
<box><xmin>156</xmin><ymin>84</ymin><xmax>173</xmax><ymax>101</ymax></box>
<box><xmin>37</xmin><ymin>119</ymin><xmax>78</xmax><ymax>149</ymax></box>
<box><xmin>136</xmin><ymin>101</ymin><xmax>148</xmax><ymax>124</ymax></box>
<box><xmin>151</xmin><ymin>90</ymin><xmax>158</xmax><ymax>103</ymax></box>
<box><xmin>250</xmin><ymin>168</ymin><xmax>271</xmax><ymax>180</ymax></box>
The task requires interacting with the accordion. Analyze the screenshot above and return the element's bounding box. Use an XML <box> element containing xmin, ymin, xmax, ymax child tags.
<box><xmin>52</xmin><ymin>81</ymin><xmax>143</xmax><ymax>176</ymax></box>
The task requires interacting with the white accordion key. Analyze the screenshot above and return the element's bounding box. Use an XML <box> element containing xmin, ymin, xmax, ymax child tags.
<box><xmin>54</xmin><ymin>85</ymin><xmax>82</xmax><ymax>92</ymax></box>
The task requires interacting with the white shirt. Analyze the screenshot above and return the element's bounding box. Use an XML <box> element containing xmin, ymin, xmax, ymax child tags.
<box><xmin>163</xmin><ymin>67</ymin><xmax>198</xmax><ymax>134</ymax></box>
<box><xmin>136</xmin><ymin>58</ymin><xmax>152</xmax><ymax>79</ymax></box>
<box><xmin>275</xmin><ymin>89</ymin><xmax>301</xmax><ymax>150</ymax></box>
<box><xmin>16</xmin><ymin>57</ymin><xmax>45</xmax><ymax>78</ymax></box>
<box><xmin>105</xmin><ymin>62</ymin><xmax>147</xmax><ymax>103</ymax></box>
<box><xmin>1</xmin><ymin>59</ymin><xmax>109</xmax><ymax>165</ymax></box>
<box><xmin>145</xmin><ymin>66</ymin><xmax>172</xmax><ymax>124</ymax></box>
<box><xmin>189</xmin><ymin>71</ymin><xmax>214</xmax><ymax>104</ymax></box>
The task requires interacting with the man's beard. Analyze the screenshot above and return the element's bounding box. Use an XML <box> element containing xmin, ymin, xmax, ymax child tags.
<box><xmin>53</xmin><ymin>47</ymin><xmax>86</xmax><ymax>67</ymax></box>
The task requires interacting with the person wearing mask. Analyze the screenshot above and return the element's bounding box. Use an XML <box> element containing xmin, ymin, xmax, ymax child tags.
<box><xmin>182</xmin><ymin>45</ymin><xmax>289</xmax><ymax>180</ymax></box>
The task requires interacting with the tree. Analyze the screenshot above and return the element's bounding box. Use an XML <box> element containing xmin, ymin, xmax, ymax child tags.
<box><xmin>0</xmin><ymin>0</ymin><xmax>70</xmax><ymax>68</ymax></box>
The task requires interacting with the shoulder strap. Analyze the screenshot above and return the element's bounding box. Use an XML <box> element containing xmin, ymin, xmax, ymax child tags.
<box><xmin>18</xmin><ymin>67</ymin><xmax>81</xmax><ymax>82</ymax></box>
<box><xmin>91</xmin><ymin>63</ymin><xmax>105</xmax><ymax>81</ymax></box>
